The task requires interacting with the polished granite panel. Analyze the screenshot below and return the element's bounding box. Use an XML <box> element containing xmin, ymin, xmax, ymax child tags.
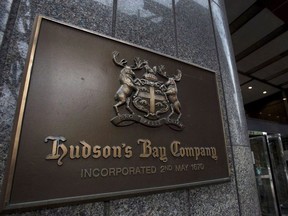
<box><xmin>189</xmin><ymin>146</ymin><xmax>240</xmax><ymax>216</ymax></box>
<box><xmin>0</xmin><ymin>2</ymin><xmax>10</xmax><ymax>30</ymax></box>
<box><xmin>209</xmin><ymin>2</ymin><xmax>260</xmax><ymax>215</ymax></box>
<box><xmin>0</xmin><ymin>32</ymin><xmax>3</xmax><ymax>44</ymax></box>
<box><xmin>8</xmin><ymin>203</ymin><xmax>104</xmax><ymax>216</ymax></box>
<box><xmin>175</xmin><ymin>0</ymin><xmax>218</xmax><ymax>71</ymax></box>
<box><xmin>0</xmin><ymin>0</ymin><xmax>13</xmax><ymax>46</ymax></box>
<box><xmin>211</xmin><ymin>0</ymin><xmax>224</xmax><ymax>9</ymax></box>
<box><xmin>210</xmin><ymin>1</ymin><xmax>250</xmax><ymax>147</ymax></box>
<box><xmin>0</xmin><ymin>82</ymin><xmax>18</xmax><ymax>190</ymax></box>
<box><xmin>233</xmin><ymin>145</ymin><xmax>261</xmax><ymax>216</ymax></box>
<box><xmin>0</xmin><ymin>12</ymin><xmax>7</xmax><ymax>43</ymax></box>
<box><xmin>189</xmin><ymin>182</ymin><xmax>239</xmax><ymax>216</ymax></box>
<box><xmin>32</xmin><ymin>0</ymin><xmax>113</xmax><ymax>35</ymax></box>
<box><xmin>110</xmin><ymin>190</ymin><xmax>189</xmax><ymax>216</ymax></box>
<box><xmin>115</xmin><ymin>0</ymin><xmax>176</xmax><ymax>56</ymax></box>
<box><xmin>0</xmin><ymin>125</ymin><xmax>10</xmax><ymax>187</ymax></box>
<box><xmin>215</xmin><ymin>72</ymin><xmax>231</xmax><ymax>149</ymax></box>
<box><xmin>0</xmin><ymin>1</ymin><xmax>13</xmax><ymax>14</ymax></box>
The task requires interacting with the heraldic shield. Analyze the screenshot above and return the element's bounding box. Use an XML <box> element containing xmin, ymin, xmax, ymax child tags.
<box><xmin>133</xmin><ymin>79</ymin><xmax>169</xmax><ymax>118</ymax></box>
<box><xmin>110</xmin><ymin>51</ymin><xmax>184</xmax><ymax>130</ymax></box>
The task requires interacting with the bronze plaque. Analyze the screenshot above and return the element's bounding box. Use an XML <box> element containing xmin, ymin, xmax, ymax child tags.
<box><xmin>0</xmin><ymin>17</ymin><xmax>230</xmax><ymax>212</ymax></box>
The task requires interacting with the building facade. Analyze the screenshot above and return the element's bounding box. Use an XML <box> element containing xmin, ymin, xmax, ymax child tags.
<box><xmin>0</xmin><ymin>0</ymin><xmax>261</xmax><ymax>215</ymax></box>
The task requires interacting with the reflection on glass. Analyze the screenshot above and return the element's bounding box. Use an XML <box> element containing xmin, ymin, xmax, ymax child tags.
<box><xmin>117</xmin><ymin>0</ymin><xmax>171</xmax><ymax>23</ymax></box>
<box><xmin>92</xmin><ymin>0</ymin><xmax>112</xmax><ymax>7</ymax></box>
<box><xmin>250</xmin><ymin>136</ymin><xmax>278</xmax><ymax>216</ymax></box>
<box><xmin>268</xmin><ymin>135</ymin><xmax>288</xmax><ymax>215</ymax></box>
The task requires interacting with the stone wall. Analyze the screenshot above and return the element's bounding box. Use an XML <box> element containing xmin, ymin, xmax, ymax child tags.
<box><xmin>0</xmin><ymin>0</ymin><xmax>261</xmax><ymax>215</ymax></box>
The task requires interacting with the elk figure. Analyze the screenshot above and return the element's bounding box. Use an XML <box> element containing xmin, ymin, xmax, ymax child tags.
<box><xmin>112</xmin><ymin>51</ymin><xmax>146</xmax><ymax>116</ymax></box>
<box><xmin>158</xmin><ymin>65</ymin><xmax>182</xmax><ymax>121</ymax></box>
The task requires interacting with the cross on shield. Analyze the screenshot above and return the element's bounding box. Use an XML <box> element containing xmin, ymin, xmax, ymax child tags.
<box><xmin>133</xmin><ymin>82</ymin><xmax>169</xmax><ymax>118</ymax></box>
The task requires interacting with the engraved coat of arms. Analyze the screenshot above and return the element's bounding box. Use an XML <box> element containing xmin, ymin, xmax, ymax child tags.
<box><xmin>110</xmin><ymin>51</ymin><xmax>183</xmax><ymax>130</ymax></box>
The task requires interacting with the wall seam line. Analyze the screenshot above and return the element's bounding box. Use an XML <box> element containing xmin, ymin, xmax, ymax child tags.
<box><xmin>186</xmin><ymin>189</ymin><xmax>191</xmax><ymax>215</ymax></box>
<box><xmin>172</xmin><ymin>0</ymin><xmax>179</xmax><ymax>58</ymax></box>
<box><xmin>104</xmin><ymin>200</ymin><xmax>110</xmax><ymax>216</ymax></box>
<box><xmin>111</xmin><ymin>0</ymin><xmax>118</xmax><ymax>37</ymax></box>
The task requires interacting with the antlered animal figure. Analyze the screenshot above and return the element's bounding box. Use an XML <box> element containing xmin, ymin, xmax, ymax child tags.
<box><xmin>112</xmin><ymin>51</ymin><xmax>146</xmax><ymax>115</ymax></box>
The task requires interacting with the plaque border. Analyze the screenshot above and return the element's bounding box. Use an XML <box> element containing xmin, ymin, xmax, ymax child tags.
<box><xmin>0</xmin><ymin>16</ymin><xmax>231</xmax><ymax>212</ymax></box>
